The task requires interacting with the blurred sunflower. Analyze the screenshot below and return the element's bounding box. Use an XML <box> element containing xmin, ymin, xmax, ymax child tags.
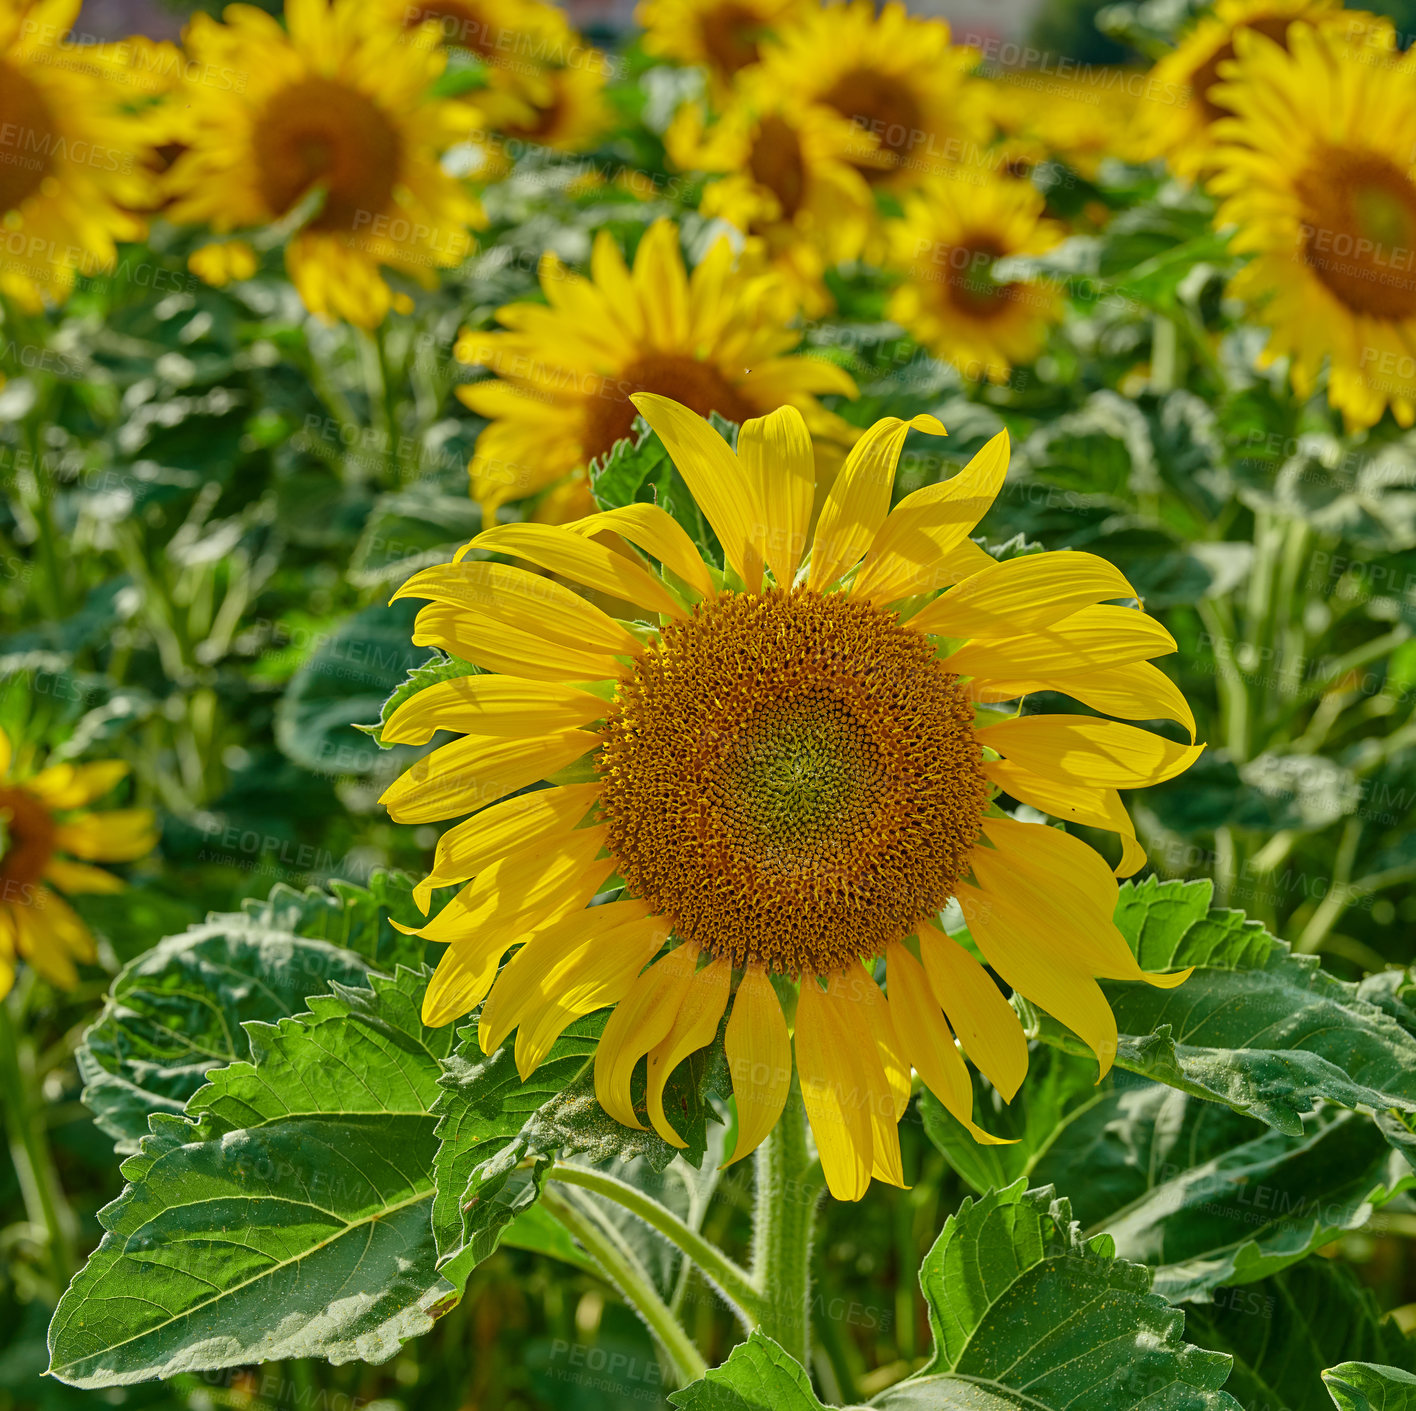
<box><xmin>757</xmin><ymin>1</ymin><xmax>984</xmax><ymax>192</ymax></box>
<box><xmin>473</xmin><ymin>56</ymin><xmax>613</xmax><ymax>162</ymax></box>
<box><xmin>381</xmin><ymin>396</ymin><xmax>1200</xmax><ymax>1200</ymax></box>
<box><xmin>0</xmin><ymin>0</ymin><xmax>157</xmax><ymax>311</ymax></box>
<box><xmin>981</xmin><ymin>70</ymin><xmax>1145</xmax><ymax>180</ymax></box>
<box><xmin>1208</xmin><ymin>23</ymin><xmax>1416</xmax><ymax>430</ymax></box>
<box><xmin>165</xmin><ymin>0</ymin><xmax>485</xmax><ymax>329</ymax></box>
<box><xmin>0</xmin><ymin>728</ymin><xmax>157</xmax><ymax>996</ymax></box>
<box><xmin>455</xmin><ymin>219</ymin><xmax>858</xmax><ymax>522</ymax></box>
<box><xmin>390</xmin><ymin>0</ymin><xmax>575</xmax><ymax>84</ymax></box>
<box><xmin>887</xmin><ymin>177</ymin><xmax>1064</xmax><ymax>384</ymax></box>
<box><xmin>1139</xmin><ymin>0</ymin><xmax>1387</xmax><ymax>177</ymax></box>
<box><xmin>637</xmin><ymin>0</ymin><xmax>810</xmax><ymax>94</ymax></box>
<box><xmin>667</xmin><ymin>93</ymin><xmax>879</xmax><ymax>315</ymax></box>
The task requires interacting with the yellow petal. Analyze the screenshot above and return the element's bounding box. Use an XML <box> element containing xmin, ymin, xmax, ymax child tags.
<box><xmin>594</xmin><ymin>943</ymin><xmax>700</xmax><ymax>1131</ymax></box>
<box><xmin>887</xmin><ymin>943</ymin><xmax>1010</xmax><ymax>1145</ymax></box>
<box><xmin>630</xmin><ymin>392</ymin><xmax>765</xmax><ymax>589</ymax></box>
<box><xmin>910</xmin><ymin>547</ymin><xmax>1137</xmax><ymax>640</ymax></box>
<box><xmin>916</xmin><ymin>921</ymin><xmax>1029</xmax><ymax>1101</ymax></box>
<box><xmin>956</xmin><ymin>878</ymin><xmax>1120</xmax><ymax>1080</ymax></box>
<box><xmin>646</xmin><ymin>955</ymin><xmax>731</xmax><ymax>1147</ymax></box>
<box><xmin>975</xmin><ymin>715</ymin><xmax>1204</xmax><ymax>789</ymax></box>
<box><xmin>850</xmin><ymin>963</ymin><xmax>911</xmax><ymax>1121</ymax></box>
<box><xmin>722</xmin><ymin>963</ymin><xmax>791</xmax><ymax>1167</ymax></box>
<box><xmin>984</xmin><ymin>759</ymin><xmax>1148</xmax><ymax>877</ymax></box>
<box><xmin>471</xmin><ymin>522</ymin><xmax>684</xmax><ymax>619</ymax></box>
<box><xmin>413</xmin><ymin>603</ymin><xmax>625</xmax><ymax>682</ymax></box>
<box><xmin>50</xmin><ymin>810</ymin><xmax>156</xmax><ymax>862</ymax></box>
<box><xmin>380</xmin><ymin>729</ymin><xmax>596</xmax><ymax>824</ymax></box>
<box><xmin>853</xmin><ymin>430</ymin><xmax>1009</xmax><ymax>605</ymax></box>
<box><xmin>393</xmin><ymin>560</ymin><xmax>640</xmax><ymax>654</ymax></box>
<box><xmin>809</xmin><ymin>414</ymin><xmax>946</xmax><ymax>592</ymax></box>
<box><xmin>942</xmin><ymin>604</ymin><xmax>1176</xmax><ymax>679</ymax></box>
<box><xmin>13</xmin><ymin>888</ymin><xmax>94</xmax><ymax>989</ymax></box>
<box><xmin>795</xmin><ymin>973</ymin><xmax>873</xmax><ymax>1202</ymax></box>
<box><xmin>0</xmin><ymin>726</ymin><xmax>10</xmax><ymax>779</ymax></box>
<box><xmin>738</xmin><ymin>405</ymin><xmax>814</xmax><ymax>589</ymax></box>
<box><xmin>569</xmin><ymin>504</ymin><xmax>716</xmax><ymax>601</ymax></box>
<box><xmin>24</xmin><ymin>760</ymin><xmax>129</xmax><ymax>811</ymax></box>
<box><xmin>44</xmin><ymin>857</ymin><xmax>125</xmax><ymax>895</ymax></box>
<box><xmin>415</xmin><ymin>782</ymin><xmax>601</xmax><ymax>906</ymax></box>
<box><xmin>383</xmin><ymin>677</ymin><xmax>605</xmax><ymax>747</ymax></box>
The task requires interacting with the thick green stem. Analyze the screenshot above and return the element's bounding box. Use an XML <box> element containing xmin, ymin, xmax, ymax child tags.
<box><xmin>751</xmin><ymin>1087</ymin><xmax>821</xmax><ymax>1367</ymax></box>
<box><xmin>546</xmin><ymin>1163</ymin><xmax>761</xmax><ymax>1321</ymax></box>
<box><xmin>0</xmin><ymin>990</ymin><xmax>76</xmax><ymax>1291</ymax></box>
<box><xmin>540</xmin><ymin>1187</ymin><xmax>708</xmax><ymax>1387</ymax></box>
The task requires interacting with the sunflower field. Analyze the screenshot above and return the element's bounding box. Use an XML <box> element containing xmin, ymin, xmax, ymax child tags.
<box><xmin>6</xmin><ymin>0</ymin><xmax>1416</xmax><ymax>1405</ymax></box>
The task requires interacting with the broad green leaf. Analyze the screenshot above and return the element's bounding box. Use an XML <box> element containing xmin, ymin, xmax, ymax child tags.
<box><xmin>872</xmin><ymin>1181</ymin><xmax>1240</xmax><ymax>1411</ymax></box>
<box><xmin>1324</xmin><ymin>1364</ymin><xmax>1416</xmax><ymax>1411</ymax></box>
<box><xmin>49</xmin><ymin>967</ymin><xmax>456</xmax><ymax>1388</ymax></box>
<box><xmin>923</xmin><ymin>1055</ymin><xmax>1410</xmax><ymax>1301</ymax></box>
<box><xmin>668</xmin><ymin>1331</ymin><xmax>826</xmax><ymax>1411</ymax></box>
<box><xmin>78</xmin><ymin>874</ymin><xmax>423</xmax><ymax>1153</ymax></box>
<box><xmin>1186</xmin><ymin>1259</ymin><xmax>1416</xmax><ymax>1411</ymax></box>
<box><xmin>1027</xmin><ymin>878</ymin><xmax>1416</xmax><ymax>1135</ymax></box>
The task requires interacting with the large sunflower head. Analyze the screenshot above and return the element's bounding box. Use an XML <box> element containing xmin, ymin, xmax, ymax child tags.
<box><xmin>381</xmin><ymin>396</ymin><xmax>1201</xmax><ymax>1201</ymax></box>
<box><xmin>1138</xmin><ymin>0</ymin><xmax>1389</xmax><ymax>177</ymax></box>
<box><xmin>667</xmin><ymin>90</ymin><xmax>880</xmax><ymax>315</ymax></box>
<box><xmin>164</xmin><ymin>0</ymin><xmax>485</xmax><ymax>329</ymax></box>
<box><xmin>0</xmin><ymin>727</ymin><xmax>157</xmax><ymax>996</ymax></box>
<box><xmin>0</xmin><ymin>0</ymin><xmax>158</xmax><ymax>311</ymax></box>
<box><xmin>453</xmin><ymin>218</ymin><xmax>859</xmax><ymax>524</ymax></box>
<box><xmin>886</xmin><ymin>176</ymin><xmax>1064</xmax><ymax>385</ymax></box>
<box><xmin>756</xmin><ymin>0</ymin><xmax>986</xmax><ymax>193</ymax></box>
<box><xmin>1207</xmin><ymin>23</ymin><xmax>1416</xmax><ymax>430</ymax></box>
<box><xmin>636</xmin><ymin>0</ymin><xmax>812</xmax><ymax>95</ymax></box>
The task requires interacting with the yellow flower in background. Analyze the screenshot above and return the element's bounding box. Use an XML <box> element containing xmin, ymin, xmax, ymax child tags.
<box><xmin>188</xmin><ymin>239</ymin><xmax>259</xmax><ymax>288</ymax></box>
<box><xmin>165</xmin><ymin>0</ymin><xmax>485</xmax><ymax>329</ymax></box>
<box><xmin>1208</xmin><ymin>23</ymin><xmax>1416</xmax><ymax>430</ymax></box>
<box><xmin>381</xmin><ymin>396</ymin><xmax>1200</xmax><ymax>1200</ymax></box>
<box><xmin>0</xmin><ymin>0</ymin><xmax>157</xmax><ymax>311</ymax></box>
<box><xmin>981</xmin><ymin>69</ymin><xmax>1146</xmax><ymax>180</ymax></box>
<box><xmin>637</xmin><ymin>0</ymin><xmax>811</xmax><ymax>94</ymax></box>
<box><xmin>455</xmin><ymin>219</ymin><xmax>858</xmax><ymax>523</ymax></box>
<box><xmin>472</xmin><ymin>56</ymin><xmax>613</xmax><ymax>162</ymax></box>
<box><xmin>757</xmin><ymin>1</ymin><xmax>985</xmax><ymax>193</ymax></box>
<box><xmin>0</xmin><ymin>728</ymin><xmax>157</xmax><ymax>996</ymax></box>
<box><xmin>1138</xmin><ymin>0</ymin><xmax>1388</xmax><ymax>178</ymax></box>
<box><xmin>887</xmin><ymin>177</ymin><xmax>1064</xmax><ymax>385</ymax></box>
<box><xmin>390</xmin><ymin>0</ymin><xmax>576</xmax><ymax>83</ymax></box>
<box><xmin>667</xmin><ymin>92</ymin><xmax>880</xmax><ymax>316</ymax></box>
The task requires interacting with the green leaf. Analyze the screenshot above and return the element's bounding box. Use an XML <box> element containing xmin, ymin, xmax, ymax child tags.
<box><xmin>1186</xmin><ymin>1259</ymin><xmax>1416</xmax><ymax>1411</ymax></box>
<box><xmin>1324</xmin><ymin>1363</ymin><xmax>1416</xmax><ymax>1411</ymax></box>
<box><xmin>430</xmin><ymin>1012</ymin><xmax>721</xmax><ymax>1280</ymax></box>
<box><xmin>356</xmin><ymin>651</ymin><xmax>481</xmax><ymax>749</ymax></box>
<box><xmin>923</xmin><ymin>1055</ymin><xmax>1410</xmax><ymax>1301</ymax></box>
<box><xmin>667</xmin><ymin>1331</ymin><xmax>826</xmax><ymax>1410</ymax></box>
<box><xmin>49</xmin><ymin>967</ymin><xmax>457</xmax><ymax>1388</ymax></box>
<box><xmin>872</xmin><ymin>1181</ymin><xmax>1240</xmax><ymax>1411</ymax></box>
<box><xmin>78</xmin><ymin>874</ymin><xmax>424</xmax><ymax>1153</ymax></box>
<box><xmin>1028</xmin><ymin>878</ymin><xmax>1416</xmax><ymax>1135</ymax></box>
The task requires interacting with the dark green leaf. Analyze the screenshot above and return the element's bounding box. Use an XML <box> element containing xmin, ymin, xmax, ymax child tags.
<box><xmin>668</xmin><ymin>1331</ymin><xmax>825</xmax><ymax>1410</ymax></box>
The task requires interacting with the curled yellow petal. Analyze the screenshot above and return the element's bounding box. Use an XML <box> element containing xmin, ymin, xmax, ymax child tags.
<box><xmin>722</xmin><ymin>963</ymin><xmax>791</xmax><ymax>1167</ymax></box>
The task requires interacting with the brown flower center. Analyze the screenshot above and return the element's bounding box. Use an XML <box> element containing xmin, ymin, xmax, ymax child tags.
<box><xmin>597</xmin><ymin>590</ymin><xmax>987</xmax><ymax>975</ymax></box>
<box><xmin>822</xmin><ymin>68</ymin><xmax>924</xmax><ymax>181</ymax></box>
<box><xmin>940</xmin><ymin>239</ymin><xmax>1020</xmax><ymax>321</ymax></box>
<box><xmin>0</xmin><ymin>786</ymin><xmax>55</xmax><ymax>901</ymax></box>
<box><xmin>749</xmin><ymin>113</ymin><xmax>807</xmax><ymax>220</ymax></box>
<box><xmin>252</xmin><ymin>77</ymin><xmax>402</xmax><ymax>234</ymax></box>
<box><xmin>0</xmin><ymin>61</ymin><xmax>56</xmax><ymax>212</ymax></box>
<box><xmin>404</xmin><ymin>2</ymin><xmax>498</xmax><ymax>55</ymax></box>
<box><xmin>581</xmin><ymin>353</ymin><xmax>756</xmax><ymax>464</ymax></box>
<box><xmin>699</xmin><ymin>2</ymin><xmax>768</xmax><ymax>76</ymax></box>
<box><xmin>1296</xmin><ymin>148</ymin><xmax>1416</xmax><ymax>319</ymax></box>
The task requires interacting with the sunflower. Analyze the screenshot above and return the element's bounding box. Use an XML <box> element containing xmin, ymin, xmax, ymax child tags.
<box><xmin>0</xmin><ymin>728</ymin><xmax>157</xmax><ymax>996</ymax></box>
<box><xmin>164</xmin><ymin>0</ymin><xmax>485</xmax><ymax>329</ymax></box>
<box><xmin>388</xmin><ymin>0</ymin><xmax>575</xmax><ymax>86</ymax></box>
<box><xmin>886</xmin><ymin>176</ymin><xmax>1064</xmax><ymax>385</ymax></box>
<box><xmin>756</xmin><ymin>1</ymin><xmax>985</xmax><ymax>192</ymax></box>
<box><xmin>455</xmin><ymin>219</ymin><xmax>858</xmax><ymax>523</ymax></box>
<box><xmin>666</xmin><ymin>92</ymin><xmax>880</xmax><ymax>315</ymax></box>
<box><xmin>1138</xmin><ymin>0</ymin><xmax>1388</xmax><ymax>178</ymax></box>
<box><xmin>980</xmin><ymin>69</ymin><xmax>1146</xmax><ymax>180</ymax></box>
<box><xmin>0</xmin><ymin>0</ymin><xmax>157</xmax><ymax>311</ymax></box>
<box><xmin>381</xmin><ymin>395</ymin><xmax>1200</xmax><ymax>1200</ymax></box>
<box><xmin>1207</xmin><ymin>24</ymin><xmax>1416</xmax><ymax>430</ymax></box>
<box><xmin>637</xmin><ymin>0</ymin><xmax>811</xmax><ymax>95</ymax></box>
<box><xmin>472</xmin><ymin>55</ymin><xmax>613</xmax><ymax>160</ymax></box>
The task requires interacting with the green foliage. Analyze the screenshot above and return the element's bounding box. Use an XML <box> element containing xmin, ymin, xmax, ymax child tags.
<box><xmin>668</xmin><ymin>1332</ymin><xmax>826</xmax><ymax>1410</ymax></box>
<box><xmin>1323</xmin><ymin>1364</ymin><xmax>1416</xmax><ymax>1411</ymax></box>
